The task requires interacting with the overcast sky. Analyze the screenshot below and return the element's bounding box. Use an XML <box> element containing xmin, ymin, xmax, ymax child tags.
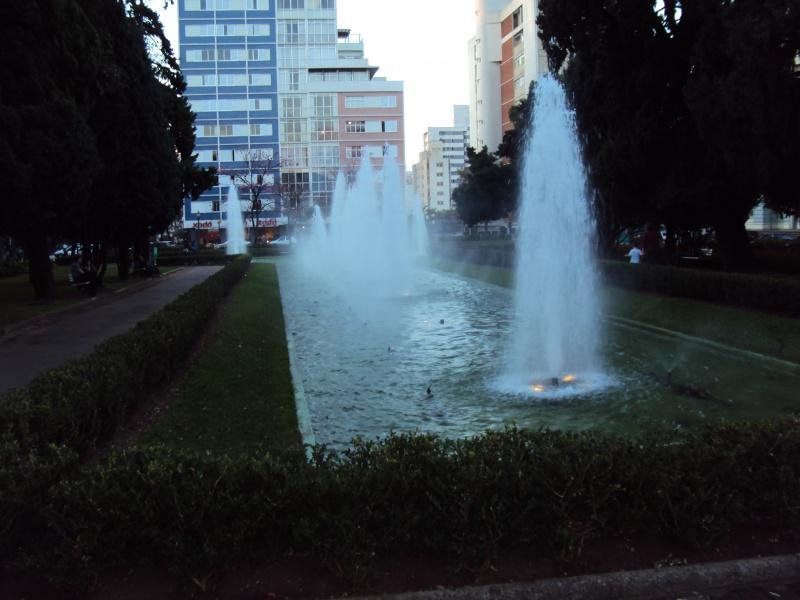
<box><xmin>155</xmin><ymin>0</ymin><xmax>475</xmax><ymax>171</ymax></box>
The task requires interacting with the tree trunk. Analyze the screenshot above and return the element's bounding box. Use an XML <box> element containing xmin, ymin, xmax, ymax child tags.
<box><xmin>27</xmin><ymin>234</ymin><xmax>56</xmax><ymax>300</ymax></box>
<box><xmin>117</xmin><ymin>237</ymin><xmax>131</xmax><ymax>280</ymax></box>
<box><xmin>714</xmin><ymin>216</ymin><xmax>752</xmax><ymax>272</ymax></box>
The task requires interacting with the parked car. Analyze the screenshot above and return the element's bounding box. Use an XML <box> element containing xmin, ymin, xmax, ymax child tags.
<box><xmin>213</xmin><ymin>240</ymin><xmax>251</xmax><ymax>249</ymax></box>
<box><xmin>268</xmin><ymin>236</ymin><xmax>297</xmax><ymax>245</ymax></box>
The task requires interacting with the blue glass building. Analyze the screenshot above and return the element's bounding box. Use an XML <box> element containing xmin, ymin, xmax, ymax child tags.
<box><xmin>179</xmin><ymin>0</ymin><xmax>281</xmax><ymax>244</ymax></box>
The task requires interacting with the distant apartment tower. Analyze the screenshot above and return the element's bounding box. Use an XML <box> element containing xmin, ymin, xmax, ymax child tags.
<box><xmin>179</xmin><ymin>0</ymin><xmax>280</xmax><ymax>243</ymax></box>
<box><xmin>413</xmin><ymin>105</ymin><xmax>470</xmax><ymax>212</ymax></box>
<box><xmin>468</xmin><ymin>0</ymin><xmax>547</xmax><ymax>153</ymax></box>
<box><xmin>276</xmin><ymin>2</ymin><xmax>404</xmax><ymax>208</ymax></box>
<box><xmin>178</xmin><ymin>0</ymin><xmax>405</xmax><ymax>240</ymax></box>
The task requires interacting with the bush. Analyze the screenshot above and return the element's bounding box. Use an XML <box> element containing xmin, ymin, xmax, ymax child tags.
<box><xmin>0</xmin><ymin>261</ymin><xmax>27</xmax><ymax>278</ymax></box>
<box><xmin>432</xmin><ymin>241</ymin><xmax>800</xmax><ymax>315</ymax></box>
<box><xmin>602</xmin><ymin>261</ymin><xmax>800</xmax><ymax>316</ymax></box>
<box><xmin>0</xmin><ymin>256</ymin><xmax>251</xmax><ymax>456</ymax></box>
<box><xmin>12</xmin><ymin>421</ymin><xmax>800</xmax><ymax>587</ymax></box>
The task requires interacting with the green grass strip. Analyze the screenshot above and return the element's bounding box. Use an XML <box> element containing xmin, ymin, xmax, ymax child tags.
<box><xmin>139</xmin><ymin>263</ymin><xmax>301</xmax><ymax>455</ymax></box>
<box><xmin>430</xmin><ymin>257</ymin><xmax>800</xmax><ymax>365</ymax></box>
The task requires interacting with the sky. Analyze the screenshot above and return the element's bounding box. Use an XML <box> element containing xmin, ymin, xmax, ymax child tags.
<box><xmin>154</xmin><ymin>0</ymin><xmax>475</xmax><ymax>170</ymax></box>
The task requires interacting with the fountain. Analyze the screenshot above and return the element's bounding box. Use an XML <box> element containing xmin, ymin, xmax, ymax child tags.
<box><xmin>225</xmin><ymin>184</ymin><xmax>248</xmax><ymax>255</ymax></box>
<box><xmin>305</xmin><ymin>155</ymin><xmax>427</xmax><ymax>299</ymax></box>
<box><xmin>504</xmin><ymin>75</ymin><xmax>603</xmax><ymax>394</ymax></box>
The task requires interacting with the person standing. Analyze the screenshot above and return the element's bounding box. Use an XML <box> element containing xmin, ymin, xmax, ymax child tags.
<box><xmin>627</xmin><ymin>244</ymin><xmax>644</xmax><ymax>264</ymax></box>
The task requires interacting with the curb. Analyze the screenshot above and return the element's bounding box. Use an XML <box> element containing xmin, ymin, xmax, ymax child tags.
<box><xmin>274</xmin><ymin>261</ymin><xmax>316</xmax><ymax>454</ymax></box>
<box><xmin>350</xmin><ymin>554</ymin><xmax>800</xmax><ymax>600</ymax></box>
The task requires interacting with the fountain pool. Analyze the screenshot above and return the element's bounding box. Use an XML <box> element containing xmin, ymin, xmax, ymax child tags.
<box><xmin>275</xmin><ymin>259</ymin><xmax>800</xmax><ymax>449</ymax></box>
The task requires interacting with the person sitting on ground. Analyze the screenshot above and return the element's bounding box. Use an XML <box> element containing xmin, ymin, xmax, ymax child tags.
<box><xmin>71</xmin><ymin>256</ymin><xmax>99</xmax><ymax>296</ymax></box>
<box><xmin>133</xmin><ymin>254</ymin><xmax>148</xmax><ymax>276</ymax></box>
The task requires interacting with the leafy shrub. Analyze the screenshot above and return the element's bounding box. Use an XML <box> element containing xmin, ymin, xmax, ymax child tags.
<box><xmin>602</xmin><ymin>261</ymin><xmax>800</xmax><ymax>316</ymax></box>
<box><xmin>433</xmin><ymin>241</ymin><xmax>800</xmax><ymax>315</ymax></box>
<box><xmin>10</xmin><ymin>420</ymin><xmax>800</xmax><ymax>588</ymax></box>
<box><xmin>0</xmin><ymin>256</ymin><xmax>251</xmax><ymax>456</ymax></box>
<box><xmin>0</xmin><ymin>261</ymin><xmax>27</xmax><ymax>278</ymax></box>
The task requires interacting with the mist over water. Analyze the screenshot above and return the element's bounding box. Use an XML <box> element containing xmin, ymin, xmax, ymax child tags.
<box><xmin>225</xmin><ymin>184</ymin><xmax>248</xmax><ymax>255</ymax></box>
<box><xmin>504</xmin><ymin>75</ymin><xmax>604</xmax><ymax>393</ymax></box>
<box><xmin>302</xmin><ymin>156</ymin><xmax>428</xmax><ymax>304</ymax></box>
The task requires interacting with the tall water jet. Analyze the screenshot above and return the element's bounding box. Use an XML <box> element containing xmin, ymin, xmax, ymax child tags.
<box><xmin>305</xmin><ymin>204</ymin><xmax>328</xmax><ymax>268</ymax></box>
<box><xmin>381</xmin><ymin>160</ymin><xmax>412</xmax><ymax>294</ymax></box>
<box><xmin>328</xmin><ymin>170</ymin><xmax>348</xmax><ymax>255</ymax></box>
<box><xmin>409</xmin><ymin>194</ymin><xmax>428</xmax><ymax>257</ymax></box>
<box><xmin>225</xmin><ymin>184</ymin><xmax>248</xmax><ymax>255</ymax></box>
<box><xmin>506</xmin><ymin>75</ymin><xmax>601</xmax><ymax>390</ymax></box>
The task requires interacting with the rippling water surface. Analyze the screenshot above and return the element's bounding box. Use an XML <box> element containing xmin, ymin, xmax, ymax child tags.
<box><xmin>277</xmin><ymin>260</ymin><xmax>800</xmax><ymax>449</ymax></box>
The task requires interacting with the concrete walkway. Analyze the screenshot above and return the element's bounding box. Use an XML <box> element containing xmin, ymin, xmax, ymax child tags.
<box><xmin>352</xmin><ymin>554</ymin><xmax>800</xmax><ymax>600</ymax></box>
<box><xmin>0</xmin><ymin>267</ymin><xmax>221</xmax><ymax>396</ymax></box>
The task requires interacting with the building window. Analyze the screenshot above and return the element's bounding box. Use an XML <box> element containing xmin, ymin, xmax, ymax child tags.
<box><xmin>280</xmin><ymin>69</ymin><xmax>302</xmax><ymax>91</ymax></box>
<box><xmin>344</xmin><ymin>95</ymin><xmax>397</xmax><ymax>109</ymax></box>
<box><xmin>313</xmin><ymin>95</ymin><xmax>336</xmax><ymax>116</ymax></box>
<box><xmin>311</xmin><ymin>118</ymin><xmax>338</xmax><ymax>141</ymax></box>
<box><xmin>248</xmin><ymin>48</ymin><xmax>270</xmax><ymax>61</ymax></box>
<box><xmin>280</xmin><ymin>96</ymin><xmax>304</xmax><ymax>118</ymax></box>
<box><xmin>250</xmin><ymin>123</ymin><xmax>273</xmax><ymax>136</ymax></box>
<box><xmin>310</xmin><ymin>145</ymin><xmax>339</xmax><ymax>167</ymax></box>
<box><xmin>345</xmin><ymin>145</ymin><xmax>362</xmax><ymax>159</ymax></box>
<box><xmin>346</xmin><ymin>120</ymin><xmax>365</xmax><ymax>133</ymax></box>
<box><xmin>249</xmin><ymin>97</ymin><xmax>272</xmax><ymax>111</ymax></box>
<box><xmin>281</xmin><ymin>120</ymin><xmax>305</xmax><ymax>143</ymax></box>
<box><xmin>512</xmin><ymin>7</ymin><xmax>523</xmax><ymax>29</ymax></box>
<box><xmin>278</xmin><ymin>0</ymin><xmax>304</xmax><ymax>8</ymax></box>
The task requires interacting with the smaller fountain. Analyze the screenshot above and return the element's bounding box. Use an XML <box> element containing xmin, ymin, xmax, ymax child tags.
<box><xmin>225</xmin><ymin>184</ymin><xmax>248</xmax><ymax>255</ymax></box>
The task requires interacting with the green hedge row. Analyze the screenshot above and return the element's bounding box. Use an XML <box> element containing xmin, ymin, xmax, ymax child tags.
<box><xmin>0</xmin><ymin>261</ymin><xmax>27</xmax><ymax>278</ymax></box>
<box><xmin>602</xmin><ymin>260</ymin><xmax>800</xmax><ymax>316</ymax></box>
<box><xmin>432</xmin><ymin>242</ymin><xmax>800</xmax><ymax>315</ymax></box>
<box><xmin>0</xmin><ymin>255</ymin><xmax>251</xmax><ymax>457</ymax></box>
<box><xmin>6</xmin><ymin>421</ymin><xmax>800</xmax><ymax>588</ymax></box>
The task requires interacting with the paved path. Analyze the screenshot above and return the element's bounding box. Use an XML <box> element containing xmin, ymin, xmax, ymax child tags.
<box><xmin>352</xmin><ymin>554</ymin><xmax>800</xmax><ymax>600</ymax></box>
<box><xmin>0</xmin><ymin>267</ymin><xmax>221</xmax><ymax>396</ymax></box>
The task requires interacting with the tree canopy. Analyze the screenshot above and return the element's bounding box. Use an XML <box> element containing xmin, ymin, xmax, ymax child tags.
<box><xmin>0</xmin><ymin>0</ymin><xmax>214</xmax><ymax>296</ymax></box>
<box><xmin>537</xmin><ymin>0</ymin><xmax>800</xmax><ymax>266</ymax></box>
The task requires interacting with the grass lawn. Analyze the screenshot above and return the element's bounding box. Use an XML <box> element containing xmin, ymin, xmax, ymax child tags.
<box><xmin>0</xmin><ymin>265</ymin><xmax>179</xmax><ymax>330</ymax></box>
<box><xmin>430</xmin><ymin>257</ymin><xmax>800</xmax><ymax>365</ymax></box>
<box><xmin>138</xmin><ymin>263</ymin><xmax>301</xmax><ymax>455</ymax></box>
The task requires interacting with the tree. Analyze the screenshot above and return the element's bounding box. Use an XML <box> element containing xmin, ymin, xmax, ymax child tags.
<box><xmin>0</xmin><ymin>0</ymin><xmax>102</xmax><ymax>298</ymax></box>
<box><xmin>222</xmin><ymin>150</ymin><xmax>281</xmax><ymax>244</ymax></box>
<box><xmin>1</xmin><ymin>0</ymin><xmax>215</xmax><ymax>294</ymax></box>
<box><xmin>537</xmin><ymin>0</ymin><xmax>800</xmax><ymax>268</ymax></box>
<box><xmin>453</xmin><ymin>147</ymin><xmax>513</xmax><ymax>229</ymax></box>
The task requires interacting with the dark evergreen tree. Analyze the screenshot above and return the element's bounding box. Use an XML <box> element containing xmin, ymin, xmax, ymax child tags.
<box><xmin>0</xmin><ymin>0</ymin><xmax>101</xmax><ymax>297</ymax></box>
<box><xmin>537</xmin><ymin>0</ymin><xmax>800</xmax><ymax>268</ymax></box>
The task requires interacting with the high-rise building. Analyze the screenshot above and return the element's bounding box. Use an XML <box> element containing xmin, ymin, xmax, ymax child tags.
<box><xmin>179</xmin><ymin>0</ymin><xmax>280</xmax><ymax>244</ymax></box>
<box><xmin>413</xmin><ymin>105</ymin><xmax>470</xmax><ymax>213</ymax></box>
<box><xmin>468</xmin><ymin>0</ymin><xmax>547</xmax><ymax>153</ymax></box>
<box><xmin>178</xmin><ymin>0</ymin><xmax>405</xmax><ymax>242</ymax></box>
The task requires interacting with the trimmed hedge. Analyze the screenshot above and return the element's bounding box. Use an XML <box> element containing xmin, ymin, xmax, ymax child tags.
<box><xmin>602</xmin><ymin>260</ymin><xmax>800</xmax><ymax>316</ymax></box>
<box><xmin>0</xmin><ymin>255</ymin><xmax>251</xmax><ymax>456</ymax></box>
<box><xmin>432</xmin><ymin>242</ymin><xmax>800</xmax><ymax>315</ymax></box>
<box><xmin>0</xmin><ymin>256</ymin><xmax>250</xmax><ymax>563</ymax></box>
<box><xmin>7</xmin><ymin>421</ymin><xmax>800</xmax><ymax>588</ymax></box>
<box><xmin>0</xmin><ymin>261</ymin><xmax>26</xmax><ymax>278</ymax></box>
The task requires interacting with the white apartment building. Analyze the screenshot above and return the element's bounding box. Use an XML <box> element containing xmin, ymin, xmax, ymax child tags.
<box><xmin>276</xmin><ymin>1</ymin><xmax>404</xmax><ymax>209</ymax></box>
<box><xmin>468</xmin><ymin>0</ymin><xmax>548</xmax><ymax>153</ymax></box>
<box><xmin>413</xmin><ymin>105</ymin><xmax>470</xmax><ymax>212</ymax></box>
